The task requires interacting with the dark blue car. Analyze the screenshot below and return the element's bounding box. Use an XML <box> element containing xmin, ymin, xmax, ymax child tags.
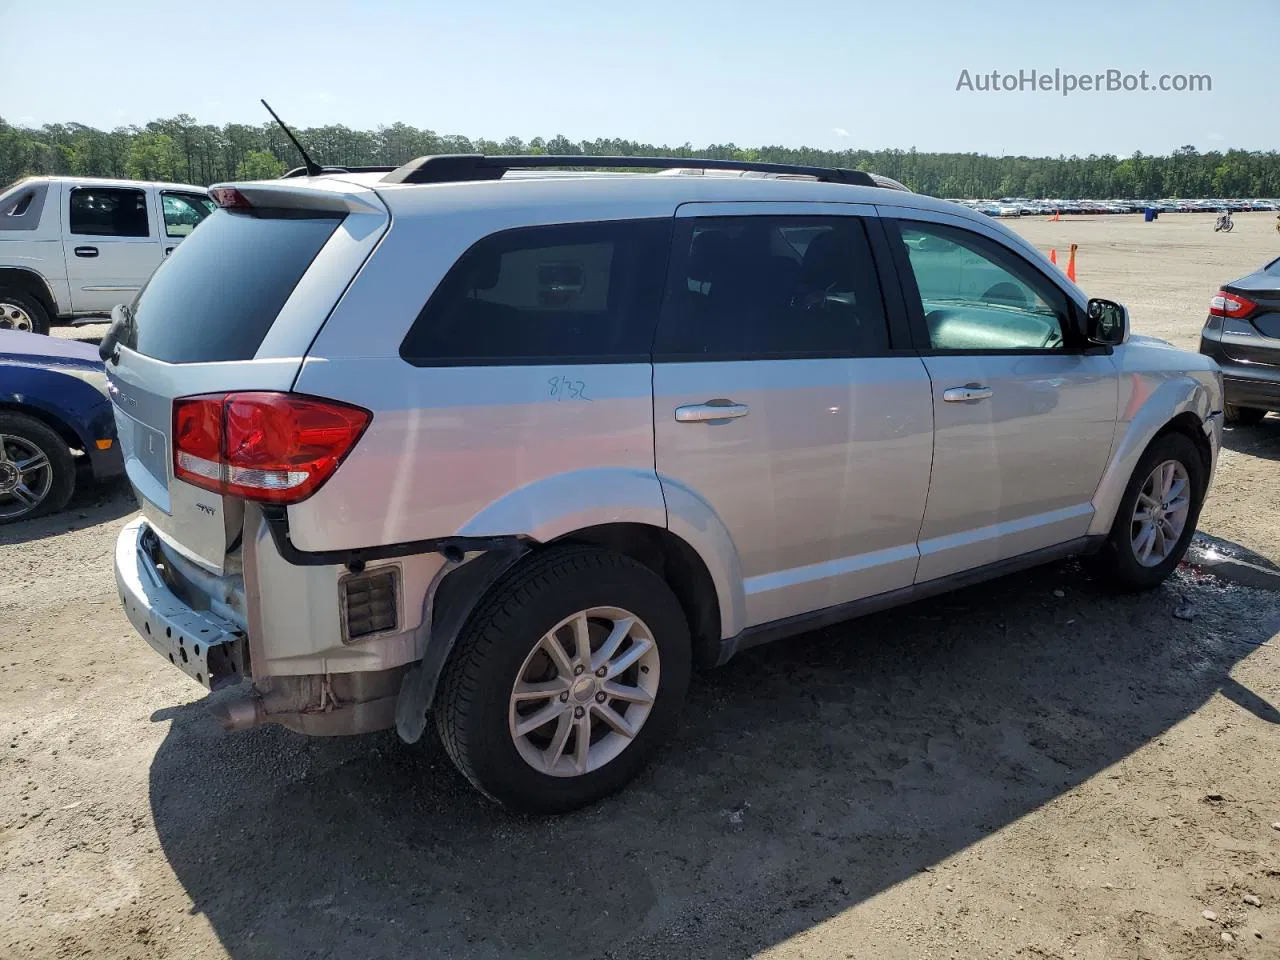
<box><xmin>0</xmin><ymin>331</ymin><xmax>124</xmax><ymax>523</ymax></box>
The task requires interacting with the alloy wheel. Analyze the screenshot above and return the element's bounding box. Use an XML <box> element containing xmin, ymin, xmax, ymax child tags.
<box><xmin>0</xmin><ymin>434</ymin><xmax>54</xmax><ymax>520</ymax></box>
<box><xmin>1130</xmin><ymin>459</ymin><xmax>1191</xmax><ymax>567</ymax></box>
<box><xmin>508</xmin><ymin>606</ymin><xmax>660</xmax><ymax>777</ymax></box>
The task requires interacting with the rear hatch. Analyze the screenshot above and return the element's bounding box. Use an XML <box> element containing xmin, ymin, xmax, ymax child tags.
<box><xmin>1218</xmin><ymin>266</ymin><xmax>1280</xmax><ymax>368</ymax></box>
<box><xmin>106</xmin><ymin>179</ymin><xmax>389</xmax><ymax>573</ymax></box>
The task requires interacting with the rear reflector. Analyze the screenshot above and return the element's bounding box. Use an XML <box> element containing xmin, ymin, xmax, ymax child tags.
<box><xmin>342</xmin><ymin>568</ymin><xmax>399</xmax><ymax>641</ymax></box>
<box><xmin>1209</xmin><ymin>289</ymin><xmax>1257</xmax><ymax>319</ymax></box>
<box><xmin>173</xmin><ymin>392</ymin><xmax>370</xmax><ymax>504</ymax></box>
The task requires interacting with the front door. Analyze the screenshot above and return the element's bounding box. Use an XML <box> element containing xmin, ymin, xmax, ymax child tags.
<box><xmin>63</xmin><ymin>185</ymin><xmax>163</xmax><ymax>314</ymax></box>
<box><xmin>884</xmin><ymin>214</ymin><xmax>1119</xmax><ymax>582</ymax></box>
<box><xmin>652</xmin><ymin>204</ymin><xmax>934</xmax><ymax>628</ymax></box>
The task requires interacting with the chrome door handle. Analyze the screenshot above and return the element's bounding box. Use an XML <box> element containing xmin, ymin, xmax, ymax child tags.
<box><xmin>942</xmin><ymin>384</ymin><xmax>993</xmax><ymax>403</ymax></box>
<box><xmin>675</xmin><ymin>400</ymin><xmax>750</xmax><ymax>423</ymax></box>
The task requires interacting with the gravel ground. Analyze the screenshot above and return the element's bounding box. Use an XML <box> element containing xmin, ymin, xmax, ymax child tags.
<box><xmin>2</xmin><ymin>212</ymin><xmax>1279</xmax><ymax>960</ymax></box>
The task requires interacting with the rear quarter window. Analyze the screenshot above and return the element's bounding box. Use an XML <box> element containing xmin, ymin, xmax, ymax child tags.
<box><xmin>125</xmin><ymin>209</ymin><xmax>343</xmax><ymax>364</ymax></box>
<box><xmin>400</xmin><ymin>218</ymin><xmax>672</xmax><ymax>366</ymax></box>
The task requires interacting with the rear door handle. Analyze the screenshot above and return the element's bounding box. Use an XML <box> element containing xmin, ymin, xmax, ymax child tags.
<box><xmin>73</xmin><ymin>246</ymin><xmax>99</xmax><ymax>258</ymax></box>
<box><xmin>164</xmin><ymin>246</ymin><xmax>175</xmax><ymax>256</ymax></box>
<box><xmin>942</xmin><ymin>384</ymin><xmax>993</xmax><ymax>403</ymax></box>
<box><xmin>675</xmin><ymin>400</ymin><xmax>750</xmax><ymax>423</ymax></box>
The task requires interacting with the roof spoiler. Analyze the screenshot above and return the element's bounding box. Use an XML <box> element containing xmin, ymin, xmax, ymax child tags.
<box><xmin>380</xmin><ymin>154</ymin><xmax>907</xmax><ymax>190</ymax></box>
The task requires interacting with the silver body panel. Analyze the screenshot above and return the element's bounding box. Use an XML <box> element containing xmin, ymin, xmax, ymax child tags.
<box><xmin>108</xmin><ymin>171</ymin><xmax>1223</xmax><ymax>704</ymax></box>
<box><xmin>653</xmin><ymin>356</ymin><xmax>933</xmax><ymax>627</ymax></box>
<box><xmin>914</xmin><ymin>351</ymin><xmax>1118</xmax><ymax>581</ymax></box>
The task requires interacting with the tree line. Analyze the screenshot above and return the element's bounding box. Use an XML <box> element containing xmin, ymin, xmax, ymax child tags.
<box><xmin>3</xmin><ymin>115</ymin><xmax>1278</xmax><ymax>199</ymax></box>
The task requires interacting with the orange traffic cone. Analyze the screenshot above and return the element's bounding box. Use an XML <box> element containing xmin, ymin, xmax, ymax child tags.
<box><xmin>1066</xmin><ymin>243</ymin><xmax>1077</xmax><ymax>282</ymax></box>
<box><xmin>1049</xmin><ymin>248</ymin><xmax>1057</xmax><ymax>265</ymax></box>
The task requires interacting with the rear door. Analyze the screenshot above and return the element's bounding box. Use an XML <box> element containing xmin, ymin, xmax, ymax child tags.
<box><xmin>62</xmin><ymin>185</ymin><xmax>163</xmax><ymax>313</ymax></box>
<box><xmin>106</xmin><ymin>182</ymin><xmax>389</xmax><ymax>572</ymax></box>
<box><xmin>652</xmin><ymin>203</ymin><xmax>934</xmax><ymax>628</ymax></box>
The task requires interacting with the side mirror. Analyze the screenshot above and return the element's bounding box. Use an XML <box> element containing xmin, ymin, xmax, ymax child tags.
<box><xmin>1086</xmin><ymin>298</ymin><xmax>1127</xmax><ymax>346</ymax></box>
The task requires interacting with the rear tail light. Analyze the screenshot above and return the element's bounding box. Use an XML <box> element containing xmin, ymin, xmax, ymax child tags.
<box><xmin>173</xmin><ymin>392</ymin><xmax>370</xmax><ymax>504</ymax></box>
<box><xmin>1209</xmin><ymin>289</ymin><xmax>1257</xmax><ymax>319</ymax></box>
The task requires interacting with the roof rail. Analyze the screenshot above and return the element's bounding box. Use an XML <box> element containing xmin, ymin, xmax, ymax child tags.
<box><xmin>280</xmin><ymin>164</ymin><xmax>400</xmax><ymax>179</ymax></box>
<box><xmin>380</xmin><ymin>154</ymin><xmax>887</xmax><ymax>188</ymax></box>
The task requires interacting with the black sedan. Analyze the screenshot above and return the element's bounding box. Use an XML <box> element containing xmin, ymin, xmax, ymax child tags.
<box><xmin>1198</xmin><ymin>256</ymin><xmax>1280</xmax><ymax>424</ymax></box>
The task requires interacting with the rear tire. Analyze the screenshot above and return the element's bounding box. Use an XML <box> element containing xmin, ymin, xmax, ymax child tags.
<box><xmin>0</xmin><ymin>412</ymin><xmax>75</xmax><ymax>523</ymax></box>
<box><xmin>0</xmin><ymin>288</ymin><xmax>51</xmax><ymax>335</ymax></box>
<box><xmin>435</xmin><ymin>546</ymin><xmax>691</xmax><ymax>814</ymax></box>
<box><xmin>1224</xmin><ymin>404</ymin><xmax>1267</xmax><ymax>426</ymax></box>
<box><xmin>1093</xmin><ymin>432</ymin><xmax>1206</xmax><ymax>591</ymax></box>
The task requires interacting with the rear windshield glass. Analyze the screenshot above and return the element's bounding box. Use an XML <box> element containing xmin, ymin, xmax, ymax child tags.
<box><xmin>125</xmin><ymin>209</ymin><xmax>343</xmax><ymax>363</ymax></box>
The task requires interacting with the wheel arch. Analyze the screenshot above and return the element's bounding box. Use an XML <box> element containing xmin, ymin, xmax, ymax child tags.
<box><xmin>0</xmin><ymin>401</ymin><xmax>82</xmax><ymax>453</ymax></box>
<box><xmin>1152</xmin><ymin>410</ymin><xmax>1213</xmax><ymax>480</ymax></box>
<box><xmin>1088</xmin><ymin>375</ymin><xmax>1216</xmax><ymax>538</ymax></box>
<box><xmin>0</xmin><ymin>267</ymin><xmax>59</xmax><ymax>322</ymax></box>
<box><xmin>548</xmin><ymin>522</ymin><xmax>723</xmax><ymax>668</ymax></box>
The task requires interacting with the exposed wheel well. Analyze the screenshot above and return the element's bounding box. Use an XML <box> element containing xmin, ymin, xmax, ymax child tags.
<box><xmin>0</xmin><ymin>269</ymin><xmax>58</xmax><ymax>321</ymax></box>
<box><xmin>1153</xmin><ymin>411</ymin><xmax>1212</xmax><ymax>480</ymax></box>
<box><xmin>551</xmin><ymin>523</ymin><xmax>723</xmax><ymax>668</ymax></box>
<box><xmin>0</xmin><ymin>403</ymin><xmax>81</xmax><ymax>452</ymax></box>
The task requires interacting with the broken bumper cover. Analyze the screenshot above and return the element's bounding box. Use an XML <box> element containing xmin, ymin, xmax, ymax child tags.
<box><xmin>114</xmin><ymin>517</ymin><xmax>246</xmax><ymax>691</ymax></box>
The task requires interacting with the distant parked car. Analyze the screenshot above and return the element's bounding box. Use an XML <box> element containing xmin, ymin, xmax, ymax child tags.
<box><xmin>1199</xmin><ymin>256</ymin><xmax>1280</xmax><ymax>424</ymax></box>
<box><xmin>0</xmin><ymin>331</ymin><xmax>123</xmax><ymax>522</ymax></box>
<box><xmin>0</xmin><ymin>177</ymin><xmax>213</xmax><ymax>334</ymax></box>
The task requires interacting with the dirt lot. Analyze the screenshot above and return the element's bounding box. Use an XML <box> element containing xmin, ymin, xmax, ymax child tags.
<box><xmin>3</xmin><ymin>212</ymin><xmax>1279</xmax><ymax>960</ymax></box>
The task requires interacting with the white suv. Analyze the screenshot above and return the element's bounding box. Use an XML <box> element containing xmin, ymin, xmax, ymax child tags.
<box><xmin>107</xmin><ymin>155</ymin><xmax>1223</xmax><ymax>812</ymax></box>
<box><xmin>0</xmin><ymin>176</ymin><xmax>212</xmax><ymax>333</ymax></box>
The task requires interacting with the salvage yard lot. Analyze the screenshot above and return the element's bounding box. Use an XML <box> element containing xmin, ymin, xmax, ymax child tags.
<box><xmin>2</xmin><ymin>213</ymin><xmax>1279</xmax><ymax>960</ymax></box>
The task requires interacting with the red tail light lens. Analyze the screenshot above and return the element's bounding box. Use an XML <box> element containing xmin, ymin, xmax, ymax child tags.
<box><xmin>173</xmin><ymin>392</ymin><xmax>370</xmax><ymax>504</ymax></box>
<box><xmin>1208</xmin><ymin>289</ymin><xmax>1257</xmax><ymax>319</ymax></box>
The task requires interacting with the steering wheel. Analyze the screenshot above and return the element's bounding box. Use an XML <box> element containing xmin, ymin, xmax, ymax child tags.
<box><xmin>982</xmin><ymin>282</ymin><xmax>1028</xmax><ymax>307</ymax></box>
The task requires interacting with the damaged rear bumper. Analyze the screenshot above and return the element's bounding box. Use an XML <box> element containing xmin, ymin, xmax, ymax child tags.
<box><xmin>114</xmin><ymin>517</ymin><xmax>247</xmax><ymax>691</ymax></box>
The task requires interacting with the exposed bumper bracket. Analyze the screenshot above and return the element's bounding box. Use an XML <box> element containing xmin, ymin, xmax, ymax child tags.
<box><xmin>260</xmin><ymin>507</ymin><xmax>521</xmax><ymax>570</ymax></box>
<box><xmin>115</xmin><ymin>518</ymin><xmax>247</xmax><ymax>691</ymax></box>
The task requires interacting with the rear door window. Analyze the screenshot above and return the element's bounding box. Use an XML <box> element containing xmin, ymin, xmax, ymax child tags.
<box><xmin>125</xmin><ymin>209</ymin><xmax>343</xmax><ymax>363</ymax></box>
<box><xmin>161</xmin><ymin>192</ymin><xmax>215</xmax><ymax>237</ymax></box>
<box><xmin>70</xmin><ymin>187</ymin><xmax>150</xmax><ymax>237</ymax></box>
<box><xmin>654</xmin><ymin>215</ymin><xmax>890</xmax><ymax>359</ymax></box>
<box><xmin>400</xmin><ymin>218</ymin><xmax>672</xmax><ymax>365</ymax></box>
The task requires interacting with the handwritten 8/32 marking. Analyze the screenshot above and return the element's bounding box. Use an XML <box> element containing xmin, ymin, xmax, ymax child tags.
<box><xmin>548</xmin><ymin>375</ymin><xmax>592</xmax><ymax>402</ymax></box>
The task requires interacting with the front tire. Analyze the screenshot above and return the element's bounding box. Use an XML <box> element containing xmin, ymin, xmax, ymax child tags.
<box><xmin>1095</xmin><ymin>432</ymin><xmax>1206</xmax><ymax>591</ymax></box>
<box><xmin>435</xmin><ymin>546</ymin><xmax>692</xmax><ymax>814</ymax></box>
<box><xmin>0</xmin><ymin>412</ymin><xmax>75</xmax><ymax>523</ymax></box>
<box><xmin>0</xmin><ymin>288</ymin><xmax>52</xmax><ymax>335</ymax></box>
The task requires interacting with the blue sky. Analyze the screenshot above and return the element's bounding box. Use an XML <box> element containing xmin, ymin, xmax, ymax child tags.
<box><xmin>2</xmin><ymin>0</ymin><xmax>1274</xmax><ymax>157</ymax></box>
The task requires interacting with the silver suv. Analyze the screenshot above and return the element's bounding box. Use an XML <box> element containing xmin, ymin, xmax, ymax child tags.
<box><xmin>108</xmin><ymin>155</ymin><xmax>1223</xmax><ymax>812</ymax></box>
